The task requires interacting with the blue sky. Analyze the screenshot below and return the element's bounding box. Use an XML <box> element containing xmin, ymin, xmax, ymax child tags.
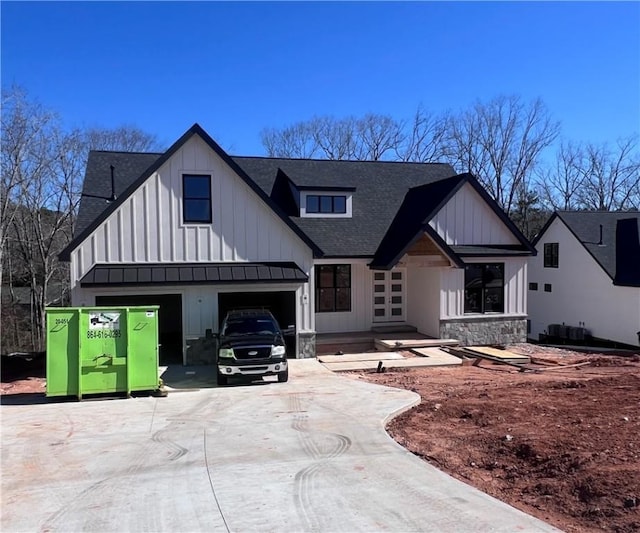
<box><xmin>2</xmin><ymin>1</ymin><xmax>639</xmax><ymax>155</ymax></box>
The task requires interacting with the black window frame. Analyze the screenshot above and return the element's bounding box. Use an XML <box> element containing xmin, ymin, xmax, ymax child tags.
<box><xmin>315</xmin><ymin>264</ymin><xmax>351</xmax><ymax>313</ymax></box>
<box><xmin>543</xmin><ymin>242</ymin><xmax>559</xmax><ymax>268</ymax></box>
<box><xmin>182</xmin><ymin>174</ymin><xmax>212</xmax><ymax>224</ymax></box>
<box><xmin>544</xmin><ymin>283</ymin><xmax>552</xmax><ymax>292</ymax></box>
<box><xmin>306</xmin><ymin>194</ymin><xmax>347</xmax><ymax>214</ymax></box>
<box><xmin>464</xmin><ymin>263</ymin><xmax>505</xmax><ymax>314</ymax></box>
<box><xmin>529</xmin><ymin>282</ymin><xmax>538</xmax><ymax>291</ymax></box>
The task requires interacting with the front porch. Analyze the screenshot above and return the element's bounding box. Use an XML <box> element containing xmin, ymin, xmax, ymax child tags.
<box><xmin>315</xmin><ymin>326</ymin><xmax>459</xmax><ymax>356</ymax></box>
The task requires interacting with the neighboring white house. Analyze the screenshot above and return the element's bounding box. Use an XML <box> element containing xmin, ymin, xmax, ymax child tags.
<box><xmin>529</xmin><ymin>211</ymin><xmax>640</xmax><ymax>347</ymax></box>
<box><xmin>60</xmin><ymin>124</ymin><xmax>536</xmax><ymax>365</ymax></box>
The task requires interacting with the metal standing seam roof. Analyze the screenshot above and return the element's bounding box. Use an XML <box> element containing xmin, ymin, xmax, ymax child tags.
<box><xmin>80</xmin><ymin>262</ymin><xmax>308</xmax><ymax>287</ymax></box>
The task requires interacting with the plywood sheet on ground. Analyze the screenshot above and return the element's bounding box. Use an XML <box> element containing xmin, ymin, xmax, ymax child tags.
<box><xmin>318</xmin><ymin>352</ymin><xmax>404</xmax><ymax>364</ymax></box>
<box><xmin>375</xmin><ymin>338</ymin><xmax>459</xmax><ymax>350</ymax></box>
<box><xmin>410</xmin><ymin>347</ymin><xmax>463</xmax><ymax>366</ymax></box>
<box><xmin>465</xmin><ymin>346</ymin><xmax>530</xmax><ymax>363</ymax></box>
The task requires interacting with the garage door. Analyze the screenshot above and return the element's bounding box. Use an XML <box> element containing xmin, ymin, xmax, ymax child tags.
<box><xmin>95</xmin><ymin>294</ymin><xmax>183</xmax><ymax>365</ymax></box>
<box><xmin>218</xmin><ymin>291</ymin><xmax>297</xmax><ymax>358</ymax></box>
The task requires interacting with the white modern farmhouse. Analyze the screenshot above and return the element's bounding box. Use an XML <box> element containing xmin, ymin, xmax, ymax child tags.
<box><xmin>528</xmin><ymin>211</ymin><xmax>640</xmax><ymax>348</ymax></box>
<box><xmin>61</xmin><ymin>124</ymin><xmax>536</xmax><ymax>365</ymax></box>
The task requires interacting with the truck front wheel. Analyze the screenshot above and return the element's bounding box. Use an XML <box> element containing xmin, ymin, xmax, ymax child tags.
<box><xmin>277</xmin><ymin>367</ymin><xmax>289</xmax><ymax>383</ymax></box>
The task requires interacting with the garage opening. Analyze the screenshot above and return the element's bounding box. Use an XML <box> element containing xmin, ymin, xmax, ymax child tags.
<box><xmin>95</xmin><ymin>294</ymin><xmax>183</xmax><ymax>365</ymax></box>
<box><xmin>218</xmin><ymin>291</ymin><xmax>297</xmax><ymax>358</ymax></box>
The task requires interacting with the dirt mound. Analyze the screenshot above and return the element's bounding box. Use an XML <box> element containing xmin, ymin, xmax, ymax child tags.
<box><xmin>353</xmin><ymin>348</ymin><xmax>640</xmax><ymax>533</ymax></box>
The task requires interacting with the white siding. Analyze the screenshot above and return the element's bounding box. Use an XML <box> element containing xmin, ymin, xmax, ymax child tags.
<box><xmin>406</xmin><ymin>265</ymin><xmax>441</xmax><ymax>337</ymax></box>
<box><xmin>440</xmin><ymin>257</ymin><xmax>528</xmax><ymax>319</ymax></box>
<box><xmin>70</xmin><ymin>134</ymin><xmax>315</xmax><ymax>338</ymax></box>
<box><xmin>314</xmin><ymin>260</ymin><xmax>373</xmax><ymax>333</ymax></box>
<box><xmin>71</xmin><ymin>135</ymin><xmax>312</xmax><ymax>270</ymax></box>
<box><xmin>529</xmin><ymin>218</ymin><xmax>640</xmax><ymax>347</ymax></box>
<box><xmin>430</xmin><ymin>182</ymin><xmax>518</xmax><ymax>245</ymax></box>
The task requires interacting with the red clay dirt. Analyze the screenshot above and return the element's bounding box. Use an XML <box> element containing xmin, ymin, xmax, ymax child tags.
<box><xmin>350</xmin><ymin>344</ymin><xmax>640</xmax><ymax>533</ymax></box>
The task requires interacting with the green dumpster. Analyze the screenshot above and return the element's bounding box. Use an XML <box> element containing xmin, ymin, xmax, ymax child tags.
<box><xmin>46</xmin><ymin>306</ymin><xmax>160</xmax><ymax>399</ymax></box>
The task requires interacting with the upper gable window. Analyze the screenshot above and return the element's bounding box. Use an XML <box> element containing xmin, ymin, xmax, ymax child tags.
<box><xmin>300</xmin><ymin>191</ymin><xmax>352</xmax><ymax>218</ymax></box>
<box><xmin>306</xmin><ymin>195</ymin><xmax>347</xmax><ymax>214</ymax></box>
<box><xmin>183</xmin><ymin>174</ymin><xmax>211</xmax><ymax>224</ymax></box>
<box><xmin>543</xmin><ymin>242</ymin><xmax>559</xmax><ymax>268</ymax></box>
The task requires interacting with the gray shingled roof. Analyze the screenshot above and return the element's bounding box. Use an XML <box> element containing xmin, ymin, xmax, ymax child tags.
<box><xmin>76</xmin><ymin>151</ymin><xmax>162</xmax><ymax>236</ymax></box>
<box><xmin>75</xmin><ymin>150</ymin><xmax>456</xmax><ymax>257</ymax></box>
<box><xmin>553</xmin><ymin>211</ymin><xmax>640</xmax><ymax>281</ymax></box>
<box><xmin>232</xmin><ymin>157</ymin><xmax>456</xmax><ymax>256</ymax></box>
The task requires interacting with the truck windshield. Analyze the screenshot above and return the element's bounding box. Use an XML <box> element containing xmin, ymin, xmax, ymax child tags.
<box><xmin>222</xmin><ymin>318</ymin><xmax>278</xmax><ymax>336</ymax></box>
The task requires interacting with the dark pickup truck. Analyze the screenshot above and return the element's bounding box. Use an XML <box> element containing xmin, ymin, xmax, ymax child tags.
<box><xmin>216</xmin><ymin>309</ymin><xmax>289</xmax><ymax>385</ymax></box>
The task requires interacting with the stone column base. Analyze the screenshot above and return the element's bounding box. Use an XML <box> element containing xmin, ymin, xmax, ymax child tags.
<box><xmin>440</xmin><ymin>317</ymin><xmax>527</xmax><ymax>346</ymax></box>
<box><xmin>297</xmin><ymin>332</ymin><xmax>316</xmax><ymax>359</ymax></box>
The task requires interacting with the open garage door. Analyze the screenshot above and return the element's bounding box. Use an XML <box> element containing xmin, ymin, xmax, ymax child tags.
<box><xmin>95</xmin><ymin>294</ymin><xmax>183</xmax><ymax>365</ymax></box>
<box><xmin>218</xmin><ymin>291</ymin><xmax>297</xmax><ymax>358</ymax></box>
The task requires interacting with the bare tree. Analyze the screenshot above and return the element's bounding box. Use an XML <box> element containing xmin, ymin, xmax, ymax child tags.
<box><xmin>1</xmin><ymin>87</ymin><xmax>62</xmax><ymax>351</ymax></box>
<box><xmin>395</xmin><ymin>105</ymin><xmax>449</xmax><ymax>163</ymax></box>
<box><xmin>577</xmin><ymin>136</ymin><xmax>640</xmax><ymax>211</ymax></box>
<box><xmin>537</xmin><ymin>141</ymin><xmax>586</xmax><ymax>210</ymax></box>
<box><xmin>261</xmin><ymin>121</ymin><xmax>320</xmax><ymax>158</ymax></box>
<box><xmin>354</xmin><ymin>114</ymin><xmax>402</xmax><ymax>161</ymax></box>
<box><xmin>84</xmin><ymin>125</ymin><xmax>160</xmax><ymax>152</ymax></box>
<box><xmin>1</xmin><ymin>85</ymin><xmax>161</xmax><ymax>353</ymax></box>
<box><xmin>311</xmin><ymin>116</ymin><xmax>359</xmax><ymax>160</ymax></box>
<box><xmin>261</xmin><ymin>114</ymin><xmax>403</xmax><ymax>161</ymax></box>
<box><xmin>446</xmin><ymin>96</ymin><xmax>560</xmax><ymax>215</ymax></box>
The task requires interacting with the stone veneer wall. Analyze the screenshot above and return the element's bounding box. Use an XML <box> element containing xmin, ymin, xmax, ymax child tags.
<box><xmin>298</xmin><ymin>332</ymin><xmax>316</xmax><ymax>359</ymax></box>
<box><xmin>440</xmin><ymin>317</ymin><xmax>527</xmax><ymax>346</ymax></box>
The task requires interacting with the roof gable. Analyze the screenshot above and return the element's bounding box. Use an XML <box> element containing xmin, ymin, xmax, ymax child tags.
<box><xmin>370</xmin><ymin>173</ymin><xmax>535</xmax><ymax>269</ymax></box>
<box><xmin>60</xmin><ymin>124</ymin><xmax>322</xmax><ymax>261</ymax></box>
<box><xmin>538</xmin><ymin>211</ymin><xmax>640</xmax><ymax>285</ymax></box>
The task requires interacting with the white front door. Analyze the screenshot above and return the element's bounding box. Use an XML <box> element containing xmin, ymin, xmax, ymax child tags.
<box><xmin>372</xmin><ymin>269</ymin><xmax>405</xmax><ymax>323</ymax></box>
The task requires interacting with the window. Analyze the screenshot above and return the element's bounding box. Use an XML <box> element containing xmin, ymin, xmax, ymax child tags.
<box><xmin>529</xmin><ymin>282</ymin><xmax>538</xmax><ymax>291</ymax></box>
<box><xmin>544</xmin><ymin>283</ymin><xmax>552</xmax><ymax>292</ymax></box>
<box><xmin>315</xmin><ymin>265</ymin><xmax>351</xmax><ymax>312</ymax></box>
<box><xmin>183</xmin><ymin>175</ymin><xmax>211</xmax><ymax>223</ymax></box>
<box><xmin>544</xmin><ymin>243</ymin><xmax>559</xmax><ymax>268</ymax></box>
<box><xmin>306</xmin><ymin>195</ymin><xmax>347</xmax><ymax>214</ymax></box>
<box><xmin>464</xmin><ymin>263</ymin><xmax>504</xmax><ymax>313</ymax></box>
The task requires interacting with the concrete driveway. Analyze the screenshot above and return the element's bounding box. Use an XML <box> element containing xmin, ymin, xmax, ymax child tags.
<box><xmin>1</xmin><ymin>360</ymin><xmax>558</xmax><ymax>532</ymax></box>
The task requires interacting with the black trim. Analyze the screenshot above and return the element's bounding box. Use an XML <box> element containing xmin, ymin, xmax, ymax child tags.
<box><xmin>80</xmin><ymin>262</ymin><xmax>308</xmax><ymax>287</ymax></box>
<box><xmin>451</xmin><ymin>244</ymin><xmax>532</xmax><ymax>257</ymax></box>
<box><xmin>59</xmin><ymin>124</ymin><xmax>323</xmax><ymax>261</ymax></box>
<box><xmin>182</xmin><ymin>174</ymin><xmax>212</xmax><ymax>224</ymax></box>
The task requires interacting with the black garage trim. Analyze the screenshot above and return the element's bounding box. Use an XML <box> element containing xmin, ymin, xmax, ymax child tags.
<box><xmin>81</xmin><ymin>262</ymin><xmax>308</xmax><ymax>287</ymax></box>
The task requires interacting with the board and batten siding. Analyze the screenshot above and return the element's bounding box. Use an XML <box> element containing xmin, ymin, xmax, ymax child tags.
<box><xmin>70</xmin><ymin>134</ymin><xmax>315</xmax><ymax>333</ymax></box>
<box><xmin>314</xmin><ymin>260</ymin><xmax>373</xmax><ymax>333</ymax></box>
<box><xmin>429</xmin><ymin>182</ymin><xmax>518</xmax><ymax>245</ymax></box>
<box><xmin>440</xmin><ymin>257</ymin><xmax>527</xmax><ymax>319</ymax></box>
<box><xmin>406</xmin><ymin>265</ymin><xmax>441</xmax><ymax>337</ymax></box>
<box><xmin>528</xmin><ymin>218</ymin><xmax>640</xmax><ymax>347</ymax></box>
